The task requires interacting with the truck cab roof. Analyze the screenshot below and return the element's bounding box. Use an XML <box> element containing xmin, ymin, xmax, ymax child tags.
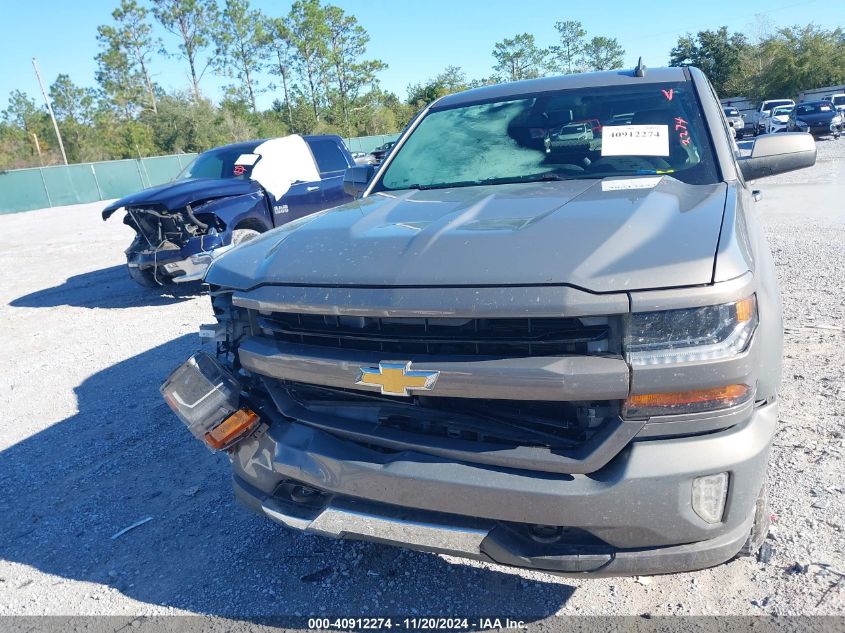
<box><xmin>436</xmin><ymin>67</ymin><xmax>688</xmax><ymax>109</ymax></box>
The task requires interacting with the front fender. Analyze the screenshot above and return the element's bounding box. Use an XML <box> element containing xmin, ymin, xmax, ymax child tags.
<box><xmin>194</xmin><ymin>191</ymin><xmax>272</xmax><ymax>239</ymax></box>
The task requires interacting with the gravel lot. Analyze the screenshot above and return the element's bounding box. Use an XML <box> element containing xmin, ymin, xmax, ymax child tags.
<box><xmin>1</xmin><ymin>137</ymin><xmax>843</xmax><ymax>623</ymax></box>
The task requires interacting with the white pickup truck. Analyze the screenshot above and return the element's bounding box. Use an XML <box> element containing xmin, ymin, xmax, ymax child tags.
<box><xmin>747</xmin><ymin>99</ymin><xmax>795</xmax><ymax>136</ymax></box>
<box><xmin>823</xmin><ymin>93</ymin><xmax>845</xmax><ymax>115</ymax></box>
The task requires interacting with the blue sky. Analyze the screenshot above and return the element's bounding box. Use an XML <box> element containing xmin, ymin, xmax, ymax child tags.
<box><xmin>0</xmin><ymin>0</ymin><xmax>833</xmax><ymax>111</ymax></box>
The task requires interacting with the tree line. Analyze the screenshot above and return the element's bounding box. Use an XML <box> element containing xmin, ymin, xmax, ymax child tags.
<box><xmin>670</xmin><ymin>23</ymin><xmax>845</xmax><ymax>101</ymax></box>
<box><xmin>2</xmin><ymin>1</ymin><xmax>843</xmax><ymax>172</ymax></box>
<box><xmin>0</xmin><ymin>1</ymin><xmax>630</xmax><ymax>171</ymax></box>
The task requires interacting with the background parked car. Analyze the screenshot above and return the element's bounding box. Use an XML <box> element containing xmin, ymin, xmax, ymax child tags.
<box><xmin>352</xmin><ymin>151</ymin><xmax>378</xmax><ymax>165</ymax></box>
<box><xmin>765</xmin><ymin>104</ymin><xmax>794</xmax><ymax>134</ymax></box>
<box><xmin>751</xmin><ymin>99</ymin><xmax>795</xmax><ymax>135</ymax></box>
<box><xmin>788</xmin><ymin>101</ymin><xmax>842</xmax><ymax>138</ymax></box>
<box><xmin>723</xmin><ymin>106</ymin><xmax>745</xmax><ymax>138</ymax></box>
<box><xmin>551</xmin><ymin>121</ymin><xmax>594</xmax><ymax>143</ymax></box>
<box><xmin>822</xmin><ymin>93</ymin><xmax>845</xmax><ymax>116</ymax></box>
<box><xmin>371</xmin><ymin>140</ymin><xmax>397</xmax><ymax>163</ymax></box>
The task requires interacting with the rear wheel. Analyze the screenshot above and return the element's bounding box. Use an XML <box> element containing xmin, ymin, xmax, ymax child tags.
<box><xmin>737</xmin><ymin>478</ymin><xmax>770</xmax><ymax>557</ymax></box>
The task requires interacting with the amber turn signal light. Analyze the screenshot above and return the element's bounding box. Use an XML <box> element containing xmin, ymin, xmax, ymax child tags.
<box><xmin>204</xmin><ymin>408</ymin><xmax>259</xmax><ymax>450</ymax></box>
<box><xmin>623</xmin><ymin>384</ymin><xmax>751</xmax><ymax>419</ymax></box>
<box><xmin>734</xmin><ymin>296</ymin><xmax>755</xmax><ymax>323</ymax></box>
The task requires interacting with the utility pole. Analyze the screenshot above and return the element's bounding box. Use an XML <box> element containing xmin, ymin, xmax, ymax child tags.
<box><xmin>32</xmin><ymin>57</ymin><xmax>68</xmax><ymax>166</ymax></box>
<box><xmin>32</xmin><ymin>132</ymin><xmax>43</xmax><ymax>166</ymax></box>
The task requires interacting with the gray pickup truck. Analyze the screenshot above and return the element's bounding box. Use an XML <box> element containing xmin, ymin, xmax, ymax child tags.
<box><xmin>162</xmin><ymin>66</ymin><xmax>816</xmax><ymax>576</ymax></box>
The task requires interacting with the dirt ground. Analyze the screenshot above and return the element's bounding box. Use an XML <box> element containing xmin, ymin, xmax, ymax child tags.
<box><xmin>1</xmin><ymin>139</ymin><xmax>843</xmax><ymax>623</ymax></box>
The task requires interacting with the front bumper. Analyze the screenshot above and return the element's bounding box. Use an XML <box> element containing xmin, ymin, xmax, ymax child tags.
<box><xmin>127</xmin><ymin>233</ymin><xmax>230</xmax><ymax>283</ymax></box>
<box><xmin>159</xmin><ymin>244</ymin><xmax>235</xmax><ymax>283</ymax></box>
<box><xmin>230</xmin><ymin>400</ymin><xmax>776</xmax><ymax>576</ymax></box>
<box><xmin>798</xmin><ymin>123</ymin><xmax>840</xmax><ymax>136</ymax></box>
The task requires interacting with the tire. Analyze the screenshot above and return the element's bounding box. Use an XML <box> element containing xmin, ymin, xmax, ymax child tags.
<box><xmin>737</xmin><ymin>478</ymin><xmax>770</xmax><ymax>557</ymax></box>
<box><xmin>127</xmin><ymin>264</ymin><xmax>162</xmax><ymax>288</ymax></box>
<box><xmin>231</xmin><ymin>228</ymin><xmax>261</xmax><ymax>247</ymax></box>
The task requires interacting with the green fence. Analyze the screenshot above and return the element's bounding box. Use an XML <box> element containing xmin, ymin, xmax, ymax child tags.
<box><xmin>0</xmin><ymin>133</ymin><xmax>401</xmax><ymax>215</ymax></box>
<box><xmin>0</xmin><ymin>154</ymin><xmax>196</xmax><ymax>214</ymax></box>
<box><xmin>343</xmin><ymin>133</ymin><xmax>400</xmax><ymax>154</ymax></box>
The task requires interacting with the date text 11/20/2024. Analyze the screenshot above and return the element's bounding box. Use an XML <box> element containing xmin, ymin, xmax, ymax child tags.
<box><xmin>306</xmin><ymin>618</ymin><xmax>527</xmax><ymax>629</ymax></box>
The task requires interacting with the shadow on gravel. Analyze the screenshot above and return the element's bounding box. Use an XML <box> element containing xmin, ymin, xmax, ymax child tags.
<box><xmin>0</xmin><ymin>336</ymin><xmax>574</xmax><ymax>621</ymax></box>
<box><xmin>9</xmin><ymin>264</ymin><xmax>202</xmax><ymax>310</ymax></box>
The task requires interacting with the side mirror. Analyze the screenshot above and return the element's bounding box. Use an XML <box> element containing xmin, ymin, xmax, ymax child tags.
<box><xmin>738</xmin><ymin>132</ymin><xmax>816</xmax><ymax>180</ymax></box>
<box><xmin>343</xmin><ymin>164</ymin><xmax>375</xmax><ymax>198</ymax></box>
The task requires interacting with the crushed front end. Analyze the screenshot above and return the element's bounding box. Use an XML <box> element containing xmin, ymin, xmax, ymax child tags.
<box><xmin>121</xmin><ymin>203</ymin><xmax>230</xmax><ymax>286</ymax></box>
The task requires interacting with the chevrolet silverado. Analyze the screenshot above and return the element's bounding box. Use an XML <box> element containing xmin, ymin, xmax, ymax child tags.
<box><xmin>162</xmin><ymin>65</ymin><xmax>816</xmax><ymax>575</ymax></box>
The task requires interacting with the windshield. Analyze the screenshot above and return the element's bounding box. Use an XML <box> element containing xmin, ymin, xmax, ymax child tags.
<box><xmin>176</xmin><ymin>143</ymin><xmax>260</xmax><ymax>181</ymax></box>
<box><xmin>796</xmin><ymin>103</ymin><xmax>833</xmax><ymax>115</ymax></box>
<box><xmin>724</xmin><ymin>108</ymin><xmax>739</xmax><ymax>116</ymax></box>
<box><xmin>376</xmin><ymin>81</ymin><xmax>718</xmax><ymax>190</ymax></box>
<box><xmin>772</xmin><ymin>106</ymin><xmax>793</xmax><ymax>116</ymax></box>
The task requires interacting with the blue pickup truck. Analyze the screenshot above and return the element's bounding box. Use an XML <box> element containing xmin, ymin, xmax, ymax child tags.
<box><xmin>102</xmin><ymin>134</ymin><xmax>354</xmax><ymax>287</ymax></box>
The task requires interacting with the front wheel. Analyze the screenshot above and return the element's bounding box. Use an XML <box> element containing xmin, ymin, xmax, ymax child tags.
<box><xmin>127</xmin><ymin>264</ymin><xmax>162</xmax><ymax>288</ymax></box>
<box><xmin>231</xmin><ymin>228</ymin><xmax>261</xmax><ymax>247</ymax></box>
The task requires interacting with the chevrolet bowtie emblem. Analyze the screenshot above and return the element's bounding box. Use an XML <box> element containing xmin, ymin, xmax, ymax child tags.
<box><xmin>355</xmin><ymin>361</ymin><xmax>440</xmax><ymax>397</ymax></box>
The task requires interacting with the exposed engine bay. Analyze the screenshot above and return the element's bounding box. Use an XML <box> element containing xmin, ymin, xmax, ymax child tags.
<box><xmin>123</xmin><ymin>204</ymin><xmax>223</xmax><ymax>251</ymax></box>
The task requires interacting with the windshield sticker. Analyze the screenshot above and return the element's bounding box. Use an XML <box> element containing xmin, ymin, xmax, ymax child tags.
<box><xmin>674</xmin><ymin>117</ymin><xmax>691</xmax><ymax>146</ymax></box>
<box><xmin>662</xmin><ymin>88</ymin><xmax>674</xmax><ymax>101</ymax></box>
<box><xmin>235</xmin><ymin>153</ymin><xmax>260</xmax><ymax>166</ymax></box>
<box><xmin>233</xmin><ymin>164</ymin><xmax>247</xmax><ymax>176</ymax></box>
<box><xmin>602</xmin><ymin>176</ymin><xmax>663</xmax><ymax>191</ymax></box>
<box><xmin>601</xmin><ymin>125</ymin><xmax>669</xmax><ymax>156</ymax></box>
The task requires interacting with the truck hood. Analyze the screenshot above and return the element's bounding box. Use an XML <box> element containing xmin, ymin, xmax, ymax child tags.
<box><xmin>102</xmin><ymin>178</ymin><xmax>261</xmax><ymax>219</ymax></box>
<box><xmin>206</xmin><ymin>176</ymin><xmax>728</xmax><ymax>293</ymax></box>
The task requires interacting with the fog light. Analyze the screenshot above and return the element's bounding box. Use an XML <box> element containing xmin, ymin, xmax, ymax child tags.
<box><xmin>161</xmin><ymin>352</ymin><xmax>240</xmax><ymax>443</ymax></box>
<box><xmin>692</xmin><ymin>472</ymin><xmax>729</xmax><ymax>524</ymax></box>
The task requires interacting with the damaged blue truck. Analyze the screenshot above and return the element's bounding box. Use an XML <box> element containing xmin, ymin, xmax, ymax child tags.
<box><xmin>102</xmin><ymin>134</ymin><xmax>354</xmax><ymax>286</ymax></box>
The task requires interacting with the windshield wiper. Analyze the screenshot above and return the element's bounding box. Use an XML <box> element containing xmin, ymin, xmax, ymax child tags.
<box><xmin>480</xmin><ymin>173</ymin><xmax>598</xmax><ymax>186</ymax></box>
<box><xmin>511</xmin><ymin>173</ymin><xmax>587</xmax><ymax>183</ymax></box>
<box><xmin>402</xmin><ymin>173</ymin><xmax>589</xmax><ymax>191</ymax></box>
<box><xmin>405</xmin><ymin>181</ymin><xmax>480</xmax><ymax>190</ymax></box>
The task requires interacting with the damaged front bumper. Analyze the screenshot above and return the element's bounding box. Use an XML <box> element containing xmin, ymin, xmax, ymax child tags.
<box><xmin>228</xmin><ymin>400</ymin><xmax>775</xmax><ymax>576</ymax></box>
<box><xmin>127</xmin><ymin>233</ymin><xmax>231</xmax><ymax>284</ymax></box>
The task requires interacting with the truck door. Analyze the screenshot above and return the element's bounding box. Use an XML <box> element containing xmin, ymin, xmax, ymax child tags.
<box><xmin>271</xmin><ymin>178</ymin><xmax>324</xmax><ymax>225</ymax></box>
<box><xmin>308</xmin><ymin>138</ymin><xmax>355</xmax><ymax>208</ymax></box>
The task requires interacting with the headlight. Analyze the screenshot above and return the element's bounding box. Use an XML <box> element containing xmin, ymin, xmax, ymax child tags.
<box><xmin>161</xmin><ymin>352</ymin><xmax>259</xmax><ymax>451</ymax></box>
<box><xmin>625</xmin><ymin>296</ymin><xmax>757</xmax><ymax>366</ymax></box>
<box><xmin>796</xmin><ymin>120</ymin><xmax>809</xmax><ymax>128</ymax></box>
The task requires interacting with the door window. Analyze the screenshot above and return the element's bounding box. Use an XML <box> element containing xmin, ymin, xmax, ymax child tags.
<box><xmin>310</xmin><ymin>140</ymin><xmax>349</xmax><ymax>173</ymax></box>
